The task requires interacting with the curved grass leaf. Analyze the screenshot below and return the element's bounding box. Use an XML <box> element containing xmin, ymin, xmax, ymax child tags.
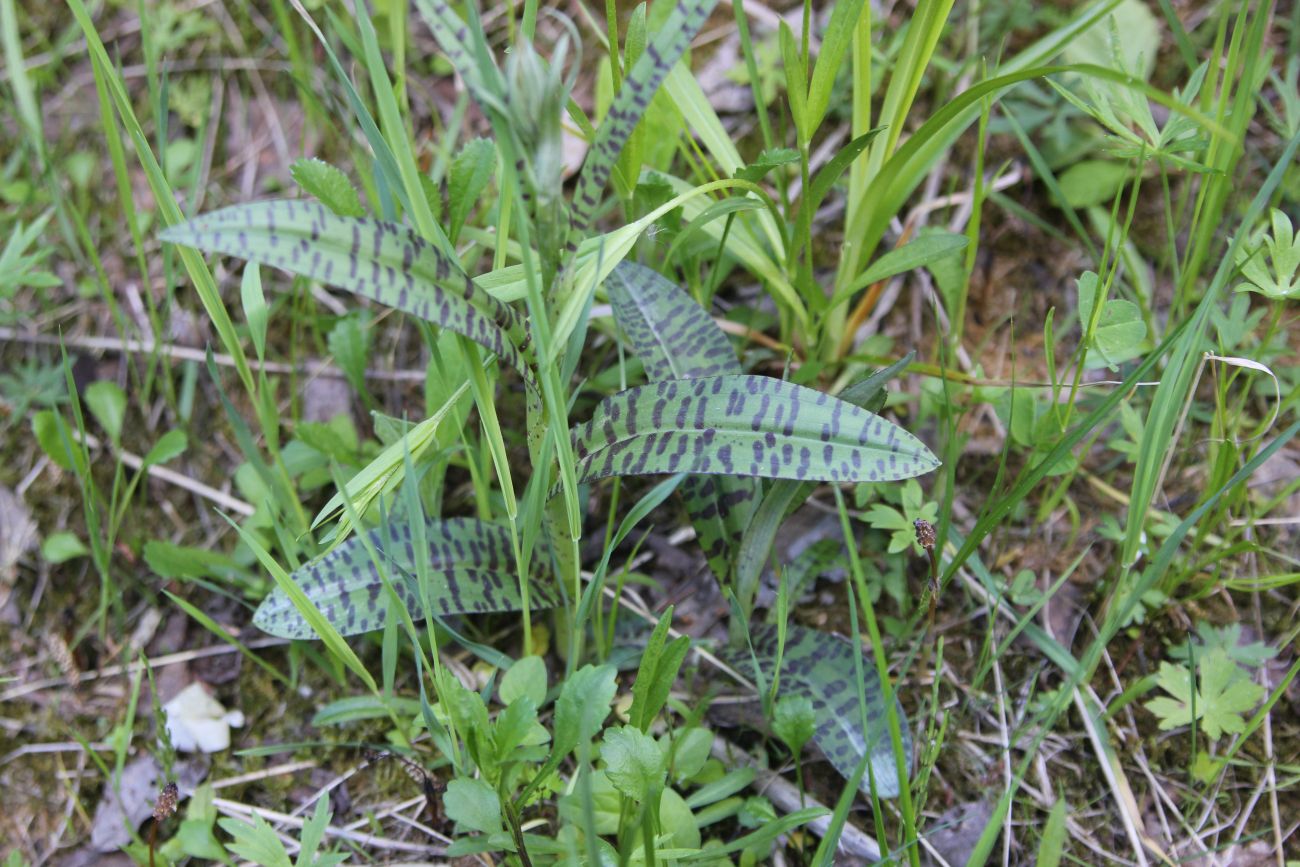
<box><xmin>606</xmin><ymin>261</ymin><xmax>758</xmax><ymax>582</ymax></box>
<box><xmin>572</xmin><ymin>374</ymin><xmax>940</xmax><ymax>484</ymax></box>
<box><xmin>720</xmin><ymin>623</ymin><xmax>910</xmax><ymax>798</ymax></box>
<box><xmin>571</xmin><ymin>0</ymin><xmax>723</xmax><ymax>236</ymax></box>
<box><xmin>253</xmin><ymin>517</ymin><xmax>561</xmax><ymax>639</ymax></box>
<box><xmin>160</xmin><ymin>201</ymin><xmax>532</xmax><ymax>383</ymax></box>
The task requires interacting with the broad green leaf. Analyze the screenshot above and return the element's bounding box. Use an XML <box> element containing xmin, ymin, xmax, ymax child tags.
<box><xmin>720</xmin><ymin>623</ymin><xmax>911</xmax><ymax>798</ymax></box>
<box><xmin>607</xmin><ymin>261</ymin><xmax>760</xmax><ymax>582</ymax></box>
<box><xmin>448</xmin><ymin>138</ymin><xmax>496</xmax><ymax>243</ymax></box>
<box><xmin>85</xmin><ymin>380</ymin><xmax>125</xmax><ymax>444</ymax></box>
<box><xmin>772</xmin><ymin>694</ymin><xmax>816</xmax><ymax>756</ymax></box>
<box><xmin>1077</xmin><ymin>271</ymin><xmax>1147</xmax><ymax>368</ymax></box>
<box><xmin>499</xmin><ymin>654</ymin><xmax>547</xmax><ymax>707</ymax></box>
<box><xmin>445</xmin><ymin>778</ymin><xmax>502</xmax><ymax>834</ymax></box>
<box><xmin>142</xmin><ymin>429</ymin><xmax>187</xmax><ymax>467</ymax></box>
<box><xmin>570</xmin><ymin>0</ymin><xmax>723</xmax><ymax>235</ymax></box>
<box><xmin>252</xmin><ymin>517</ymin><xmax>562</xmax><ymax>639</ymax></box>
<box><xmin>42</xmin><ymin>531</ymin><xmax>89</xmax><ymax>564</ymax></box>
<box><xmin>1060</xmin><ymin>0</ymin><xmax>1158</xmax><ymax>81</ymax></box>
<box><xmin>32</xmin><ymin>411</ymin><xmax>86</xmax><ymax>475</ymax></box>
<box><xmin>601</xmin><ymin>725</ymin><xmax>666</xmax><ymax>800</ymax></box>
<box><xmin>160</xmin><ymin>201</ymin><xmax>532</xmax><ymax>384</ymax></box>
<box><xmin>290</xmin><ymin>157</ymin><xmax>366</xmax><ymax>218</ymax></box>
<box><xmin>572</xmin><ymin>374</ymin><xmax>940</xmax><ymax>485</ymax></box>
<box><xmin>1056</xmin><ymin>159</ymin><xmax>1131</xmax><ymax>209</ymax></box>
<box><xmin>327</xmin><ymin>312</ymin><xmax>370</xmax><ymax>395</ymax></box>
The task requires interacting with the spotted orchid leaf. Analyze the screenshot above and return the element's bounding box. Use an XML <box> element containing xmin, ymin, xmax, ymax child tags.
<box><xmin>721</xmin><ymin>623</ymin><xmax>910</xmax><ymax>798</ymax></box>
<box><xmin>570</xmin><ymin>0</ymin><xmax>723</xmax><ymax>236</ymax></box>
<box><xmin>606</xmin><ymin>261</ymin><xmax>758</xmax><ymax>584</ymax></box>
<box><xmin>571</xmin><ymin>375</ymin><xmax>940</xmax><ymax>485</ymax></box>
<box><xmin>253</xmin><ymin>517</ymin><xmax>561</xmax><ymax>639</ymax></box>
<box><xmin>160</xmin><ymin>200</ymin><xmax>533</xmax><ymax>385</ymax></box>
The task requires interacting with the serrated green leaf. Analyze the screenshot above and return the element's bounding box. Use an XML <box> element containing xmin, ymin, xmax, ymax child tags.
<box><xmin>602</xmin><ymin>725</ymin><xmax>665</xmax><ymax>800</ymax></box>
<box><xmin>735</xmin><ymin>147</ymin><xmax>799</xmax><ymax>183</ymax></box>
<box><xmin>572</xmin><ymin>374</ymin><xmax>940</xmax><ymax>485</ymax></box>
<box><xmin>448</xmin><ymin>138</ymin><xmax>496</xmax><ymax>242</ymax></box>
<box><xmin>1145</xmin><ymin>647</ymin><xmax>1266</xmax><ymax>740</ymax></box>
<box><xmin>218</xmin><ymin>813</ymin><xmax>293</xmax><ymax>867</ymax></box>
<box><xmin>252</xmin><ymin>517</ymin><xmax>562</xmax><ymax>639</ymax></box>
<box><xmin>552</xmin><ymin>664</ymin><xmax>618</xmax><ymax>760</ymax></box>
<box><xmin>291</xmin><ymin>157</ymin><xmax>366</xmax><ymax>218</ymax></box>
<box><xmin>607</xmin><ymin>261</ymin><xmax>760</xmax><ymax>583</ymax></box>
<box><xmin>160</xmin><ymin>201</ymin><xmax>532</xmax><ymax>385</ymax></box>
<box><xmin>570</xmin><ymin>0</ymin><xmax>723</xmax><ymax>235</ymax></box>
<box><xmin>720</xmin><ymin>623</ymin><xmax>910</xmax><ymax>798</ymax></box>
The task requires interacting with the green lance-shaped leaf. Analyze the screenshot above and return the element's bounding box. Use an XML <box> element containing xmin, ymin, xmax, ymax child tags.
<box><xmin>253</xmin><ymin>517</ymin><xmax>562</xmax><ymax>639</ymax></box>
<box><xmin>570</xmin><ymin>0</ymin><xmax>723</xmax><ymax>236</ymax></box>
<box><xmin>571</xmin><ymin>374</ymin><xmax>940</xmax><ymax>485</ymax></box>
<box><xmin>160</xmin><ymin>200</ymin><xmax>533</xmax><ymax>384</ymax></box>
<box><xmin>607</xmin><ymin>260</ymin><xmax>759</xmax><ymax>583</ymax></box>
<box><xmin>720</xmin><ymin>623</ymin><xmax>911</xmax><ymax>798</ymax></box>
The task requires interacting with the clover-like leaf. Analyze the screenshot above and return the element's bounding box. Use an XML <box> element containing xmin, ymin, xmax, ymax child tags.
<box><xmin>1145</xmin><ymin>647</ymin><xmax>1266</xmax><ymax>740</ymax></box>
<box><xmin>252</xmin><ymin>517</ymin><xmax>562</xmax><ymax>639</ymax></box>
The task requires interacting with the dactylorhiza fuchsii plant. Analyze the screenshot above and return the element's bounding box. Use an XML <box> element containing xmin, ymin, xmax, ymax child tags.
<box><xmin>162</xmin><ymin>0</ymin><xmax>939</xmax><ymax>802</ymax></box>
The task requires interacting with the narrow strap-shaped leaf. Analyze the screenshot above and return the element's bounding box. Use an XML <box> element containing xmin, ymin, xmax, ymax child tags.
<box><xmin>606</xmin><ymin>261</ymin><xmax>758</xmax><ymax>582</ymax></box>
<box><xmin>570</xmin><ymin>0</ymin><xmax>723</xmax><ymax>236</ymax></box>
<box><xmin>572</xmin><ymin>374</ymin><xmax>940</xmax><ymax>484</ymax></box>
<box><xmin>412</xmin><ymin>0</ymin><xmax>506</xmax><ymax>119</ymax></box>
<box><xmin>161</xmin><ymin>201</ymin><xmax>533</xmax><ymax>384</ymax></box>
<box><xmin>253</xmin><ymin>517</ymin><xmax>562</xmax><ymax>639</ymax></box>
<box><xmin>719</xmin><ymin>623</ymin><xmax>910</xmax><ymax>798</ymax></box>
